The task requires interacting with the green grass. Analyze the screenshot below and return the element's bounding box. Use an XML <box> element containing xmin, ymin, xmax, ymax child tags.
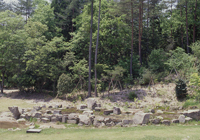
<box><xmin>0</xmin><ymin>98</ymin><xmax>35</xmax><ymax>112</ymax></box>
<box><xmin>183</xmin><ymin>99</ymin><xmax>200</xmax><ymax>109</ymax></box>
<box><xmin>1</xmin><ymin>125</ymin><xmax>200</xmax><ymax>140</ymax></box>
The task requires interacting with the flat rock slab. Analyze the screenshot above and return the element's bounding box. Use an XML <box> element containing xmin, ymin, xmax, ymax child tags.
<box><xmin>26</xmin><ymin>129</ymin><xmax>42</xmax><ymax>133</ymax></box>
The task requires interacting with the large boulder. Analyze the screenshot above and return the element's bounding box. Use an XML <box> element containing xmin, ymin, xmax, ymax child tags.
<box><xmin>79</xmin><ymin>115</ymin><xmax>92</xmax><ymax>125</ymax></box>
<box><xmin>87</xmin><ymin>98</ymin><xmax>97</xmax><ymax>110</ymax></box>
<box><xmin>178</xmin><ymin>115</ymin><xmax>185</xmax><ymax>123</ymax></box>
<box><xmin>104</xmin><ymin>110</ymin><xmax>113</xmax><ymax>115</ymax></box>
<box><xmin>8</xmin><ymin>106</ymin><xmax>21</xmax><ymax>119</ymax></box>
<box><xmin>113</xmin><ymin>107</ymin><xmax>121</xmax><ymax>115</ymax></box>
<box><xmin>122</xmin><ymin>119</ymin><xmax>133</xmax><ymax>125</ymax></box>
<box><xmin>133</xmin><ymin>112</ymin><xmax>151</xmax><ymax>125</ymax></box>
<box><xmin>93</xmin><ymin>116</ymin><xmax>105</xmax><ymax>127</ymax></box>
<box><xmin>68</xmin><ymin>113</ymin><xmax>79</xmax><ymax>120</ymax></box>
<box><xmin>183</xmin><ymin>109</ymin><xmax>200</xmax><ymax>120</ymax></box>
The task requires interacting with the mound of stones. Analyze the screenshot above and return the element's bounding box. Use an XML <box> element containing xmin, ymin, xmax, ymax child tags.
<box><xmin>8</xmin><ymin>99</ymin><xmax>200</xmax><ymax>127</ymax></box>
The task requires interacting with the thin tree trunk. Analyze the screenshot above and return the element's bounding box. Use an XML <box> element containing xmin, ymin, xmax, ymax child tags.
<box><xmin>180</xmin><ymin>6</ymin><xmax>183</xmax><ymax>48</ymax></box>
<box><xmin>185</xmin><ymin>0</ymin><xmax>189</xmax><ymax>53</ymax></box>
<box><xmin>193</xmin><ymin>0</ymin><xmax>197</xmax><ymax>43</ymax></box>
<box><xmin>95</xmin><ymin>0</ymin><xmax>101</xmax><ymax>97</ymax></box>
<box><xmin>71</xmin><ymin>8</ymin><xmax>74</xmax><ymax>39</ymax></box>
<box><xmin>53</xmin><ymin>80</ymin><xmax>56</xmax><ymax>96</ymax></box>
<box><xmin>88</xmin><ymin>0</ymin><xmax>94</xmax><ymax>97</ymax></box>
<box><xmin>130</xmin><ymin>0</ymin><xmax>134</xmax><ymax>76</ymax></box>
<box><xmin>139</xmin><ymin>1</ymin><xmax>142</xmax><ymax>65</ymax></box>
<box><xmin>171</xmin><ymin>0</ymin><xmax>172</xmax><ymax>39</ymax></box>
<box><xmin>1</xmin><ymin>71</ymin><xmax>5</xmax><ymax>94</ymax></box>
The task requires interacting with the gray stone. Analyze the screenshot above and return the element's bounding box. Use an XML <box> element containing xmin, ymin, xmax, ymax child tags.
<box><xmin>171</xmin><ymin>119</ymin><xmax>179</xmax><ymax>123</ymax></box>
<box><xmin>113</xmin><ymin>107</ymin><xmax>121</xmax><ymax>115</ymax></box>
<box><xmin>122</xmin><ymin>119</ymin><xmax>133</xmax><ymax>125</ymax></box>
<box><xmin>51</xmin><ymin>117</ymin><xmax>59</xmax><ymax>122</ymax></box>
<box><xmin>93</xmin><ymin>116</ymin><xmax>105</xmax><ymax>127</ymax></box>
<box><xmin>104</xmin><ymin>110</ymin><xmax>113</xmax><ymax>115</ymax></box>
<box><xmin>17</xmin><ymin>118</ymin><xmax>26</xmax><ymax>124</ymax></box>
<box><xmin>48</xmin><ymin>106</ymin><xmax>53</xmax><ymax>108</ymax></box>
<box><xmin>20</xmin><ymin>114</ymin><xmax>27</xmax><ymax>119</ymax></box>
<box><xmin>41</xmin><ymin>118</ymin><xmax>50</xmax><ymax>123</ymax></box>
<box><xmin>79</xmin><ymin>115</ymin><xmax>92</xmax><ymax>125</ymax></box>
<box><xmin>67</xmin><ymin>120</ymin><xmax>78</xmax><ymax>124</ymax></box>
<box><xmin>156</xmin><ymin>110</ymin><xmax>163</xmax><ymax>114</ymax></box>
<box><xmin>83</xmin><ymin>110</ymin><xmax>93</xmax><ymax>116</ymax></box>
<box><xmin>96</xmin><ymin>103</ymin><xmax>101</xmax><ymax>107</ymax></box>
<box><xmin>26</xmin><ymin>129</ymin><xmax>42</xmax><ymax>133</ymax></box>
<box><xmin>150</xmin><ymin>109</ymin><xmax>155</xmax><ymax>113</ymax></box>
<box><xmin>178</xmin><ymin>115</ymin><xmax>185</xmax><ymax>124</ymax></box>
<box><xmin>185</xmin><ymin>117</ymin><xmax>192</xmax><ymax>122</ymax></box>
<box><xmin>133</xmin><ymin>112</ymin><xmax>151</xmax><ymax>125</ymax></box>
<box><xmin>150</xmin><ymin>118</ymin><xmax>161</xmax><ymax>124</ymax></box>
<box><xmin>42</xmin><ymin>114</ymin><xmax>52</xmax><ymax>120</ymax></box>
<box><xmin>87</xmin><ymin>98</ymin><xmax>97</xmax><ymax>110</ymax></box>
<box><xmin>46</xmin><ymin>110</ymin><xmax>52</xmax><ymax>114</ymax></box>
<box><xmin>183</xmin><ymin>109</ymin><xmax>200</xmax><ymax>120</ymax></box>
<box><xmin>62</xmin><ymin>115</ymin><xmax>68</xmax><ymax>123</ymax></box>
<box><xmin>162</xmin><ymin>120</ymin><xmax>170</xmax><ymax>125</ymax></box>
<box><xmin>68</xmin><ymin>113</ymin><xmax>79</xmax><ymax>120</ymax></box>
<box><xmin>53</xmin><ymin>110</ymin><xmax>61</xmax><ymax>115</ymax></box>
<box><xmin>106</xmin><ymin>121</ymin><xmax>115</xmax><ymax>127</ymax></box>
<box><xmin>77</xmin><ymin>104</ymin><xmax>87</xmax><ymax>110</ymax></box>
<box><xmin>33</xmin><ymin>112</ymin><xmax>42</xmax><ymax>118</ymax></box>
<box><xmin>8</xmin><ymin>106</ymin><xmax>21</xmax><ymax>119</ymax></box>
<box><xmin>33</xmin><ymin>106</ymin><xmax>42</xmax><ymax>111</ymax></box>
<box><xmin>94</xmin><ymin>107</ymin><xmax>101</xmax><ymax>111</ymax></box>
<box><xmin>104</xmin><ymin>118</ymin><xmax>112</xmax><ymax>123</ymax></box>
<box><xmin>54</xmin><ymin>104</ymin><xmax>62</xmax><ymax>108</ymax></box>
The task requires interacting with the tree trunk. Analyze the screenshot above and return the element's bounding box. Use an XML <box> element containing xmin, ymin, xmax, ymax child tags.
<box><xmin>185</xmin><ymin>0</ymin><xmax>189</xmax><ymax>53</ymax></box>
<box><xmin>88</xmin><ymin>0</ymin><xmax>94</xmax><ymax>97</ymax></box>
<box><xmin>180</xmin><ymin>6</ymin><xmax>183</xmax><ymax>48</ymax></box>
<box><xmin>171</xmin><ymin>0</ymin><xmax>172</xmax><ymax>39</ymax></box>
<box><xmin>71</xmin><ymin>8</ymin><xmax>74</xmax><ymax>39</ymax></box>
<box><xmin>130</xmin><ymin>0</ymin><xmax>134</xmax><ymax>76</ymax></box>
<box><xmin>1</xmin><ymin>71</ymin><xmax>5</xmax><ymax>94</ymax></box>
<box><xmin>138</xmin><ymin>0</ymin><xmax>143</xmax><ymax>66</ymax></box>
<box><xmin>53</xmin><ymin>80</ymin><xmax>56</xmax><ymax>96</ymax></box>
<box><xmin>95</xmin><ymin>0</ymin><xmax>101</xmax><ymax>97</ymax></box>
<box><xmin>193</xmin><ymin>0</ymin><xmax>197</xmax><ymax>43</ymax></box>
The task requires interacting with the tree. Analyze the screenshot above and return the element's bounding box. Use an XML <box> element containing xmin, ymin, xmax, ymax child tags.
<box><xmin>94</xmin><ymin>0</ymin><xmax>101</xmax><ymax>97</ymax></box>
<box><xmin>88</xmin><ymin>0</ymin><xmax>94</xmax><ymax>97</ymax></box>
<box><xmin>14</xmin><ymin>0</ymin><xmax>34</xmax><ymax>23</ymax></box>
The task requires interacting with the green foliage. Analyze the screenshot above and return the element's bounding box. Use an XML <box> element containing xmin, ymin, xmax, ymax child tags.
<box><xmin>175</xmin><ymin>79</ymin><xmax>187</xmax><ymax>100</ymax></box>
<box><xmin>128</xmin><ymin>91</ymin><xmax>137</xmax><ymax>100</ymax></box>
<box><xmin>57</xmin><ymin>73</ymin><xmax>73</xmax><ymax>95</ymax></box>
<box><xmin>183</xmin><ymin>99</ymin><xmax>200</xmax><ymax>109</ymax></box>
<box><xmin>148</xmin><ymin>49</ymin><xmax>168</xmax><ymax>73</ymax></box>
<box><xmin>189</xmin><ymin>73</ymin><xmax>200</xmax><ymax>101</ymax></box>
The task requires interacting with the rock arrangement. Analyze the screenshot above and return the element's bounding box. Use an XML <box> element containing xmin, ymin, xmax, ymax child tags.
<box><xmin>8</xmin><ymin>98</ymin><xmax>200</xmax><ymax>128</ymax></box>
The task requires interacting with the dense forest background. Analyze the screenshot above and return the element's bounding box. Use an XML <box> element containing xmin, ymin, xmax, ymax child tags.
<box><xmin>0</xmin><ymin>0</ymin><xmax>200</xmax><ymax>98</ymax></box>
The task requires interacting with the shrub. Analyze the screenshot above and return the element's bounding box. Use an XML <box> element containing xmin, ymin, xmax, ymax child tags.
<box><xmin>175</xmin><ymin>79</ymin><xmax>187</xmax><ymax>100</ymax></box>
<box><xmin>183</xmin><ymin>99</ymin><xmax>199</xmax><ymax>109</ymax></box>
<box><xmin>128</xmin><ymin>91</ymin><xmax>137</xmax><ymax>100</ymax></box>
<box><xmin>57</xmin><ymin>73</ymin><xmax>74</xmax><ymax>95</ymax></box>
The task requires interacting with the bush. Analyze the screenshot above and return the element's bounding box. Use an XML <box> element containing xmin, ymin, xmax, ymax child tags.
<box><xmin>183</xmin><ymin>99</ymin><xmax>199</xmax><ymax>109</ymax></box>
<box><xmin>175</xmin><ymin>79</ymin><xmax>187</xmax><ymax>100</ymax></box>
<box><xmin>57</xmin><ymin>73</ymin><xmax>74</xmax><ymax>95</ymax></box>
<box><xmin>128</xmin><ymin>91</ymin><xmax>137</xmax><ymax>100</ymax></box>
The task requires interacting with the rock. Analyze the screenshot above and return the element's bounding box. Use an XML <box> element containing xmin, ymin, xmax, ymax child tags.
<box><xmin>93</xmin><ymin>116</ymin><xmax>105</xmax><ymax>127</ymax></box>
<box><xmin>162</xmin><ymin>120</ymin><xmax>170</xmax><ymax>125</ymax></box>
<box><xmin>51</xmin><ymin>117</ymin><xmax>59</xmax><ymax>122</ymax></box>
<box><xmin>48</xmin><ymin>106</ymin><xmax>53</xmax><ymax>108</ymax></box>
<box><xmin>20</xmin><ymin>114</ymin><xmax>27</xmax><ymax>119</ymax></box>
<box><xmin>41</xmin><ymin>118</ymin><xmax>50</xmax><ymax>123</ymax></box>
<box><xmin>149</xmin><ymin>109</ymin><xmax>155</xmax><ymax>113</ymax></box>
<box><xmin>79</xmin><ymin>115</ymin><xmax>92</xmax><ymax>125</ymax></box>
<box><xmin>62</xmin><ymin>115</ymin><xmax>68</xmax><ymax>123</ymax></box>
<box><xmin>96</xmin><ymin>103</ymin><xmax>101</xmax><ymax>107</ymax></box>
<box><xmin>171</xmin><ymin>119</ymin><xmax>179</xmax><ymax>123</ymax></box>
<box><xmin>150</xmin><ymin>118</ymin><xmax>161</xmax><ymax>124</ymax></box>
<box><xmin>178</xmin><ymin>115</ymin><xmax>185</xmax><ymax>123</ymax></box>
<box><xmin>53</xmin><ymin>110</ymin><xmax>61</xmax><ymax>115</ymax></box>
<box><xmin>183</xmin><ymin>109</ymin><xmax>200</xmax><ymax>120</ymax></box>
<box><xmin>104</xmin><ymin>118</ymin><xmax>112</xmax><ymax>123</ymax></box>
<box><xmin>156</xmin><ymin>110</ymin><xmax>163</xmax><ymax>114</ymax></box>
<box><xmin>17</xmin><ymin>118</ymin><xmax>26</xmax><ymax>124</ymax></box>
<box><xmin>68</xmin><ymin>113</ymin><xmax>79</xmax><ymax>120</ymax></box>
<box><xmin>104</xmin><ymin>110</ymin><xmax>113</xmax><ymax>115</ymax></box>
<box><xmin>133</xmin><ymin>112</ymin><xmax>151</xmax><ymax>125</ymax></box>
<box><xmin>87</xmin><ymin>98</ymin><xmax>97</xmax><ymax>110</ymax></box>
<box><xmin>106</xmin><ymin>121</ymin><xmax>115</xmax><ymax>127</ymax></box>
<box><xmin>54</xmin><ymin>104</ymin><xmax>62</xmax><ymax>108</ymax></box>
<box><xmin>46</xmin><ymin>110</ymin><xmax>52</xmax><ymax>114</ymax></box>
<box><xmin>113</xmin><ymin>107</ymin><xmax>121</xmax><ymax>115</ymax></box>
<box><xmin>185</xmin><ymin>117</ymin><xmax>192</xmax><ymax>122</ymax></box>
<box><xmin>42</xmin><ymin>114</ymin><xmax>52</xmax><ymax>120</ymax></box>
<box><xmin>77</xmin><ymin>104</ymin><xmax>87</xmax><ymax>110</ymax></box>
<box><xmin>8</xmin><ymin>106</ymin><xmax>21</xmax><ymax>119</ymax></box>
<box><xmin>122</xmin><ymin>119</ymin><xmax>133</xmax><ymax>125</ymax></box>
<box><xmin>94</xmin><ymin>107</ymin><xmax>101</xmax><ymax>111</ymax></box>
<box><xmin>83</xmin><ymin>110</ymin><xmax>93</xmax><ymax>116</ymax></box>
<box><xmin>67</xmin><ymin>120</ymin><xmax>78</xmax><ymax>124</ymax></box>
<box><xmin>33</xmin><ymin>112</ymin><xmax>42</xmax><ymax>118</ymax></box>
<box><xmin>33</xmin><ymin>106</ymin><xmax>42</xmax><ymax>111</ymax></box>
<box><xmin>41</xmin><ymin>104</ymin><xmax>46</xmax><ymax>108</ymax></box>
<box><xmin>115</xmin><ymin>122</ymin><xmax>122</xmax><ymax>127</ymax></box>
<box><xmin>29</xmin><ymin>126</ymin><xmax>35</xmax><ymax>129</ymax></box>
<box><xmin>156</xmin><ymin>116</ymin><xmax>163</xmax><ymax>120</ymax></box>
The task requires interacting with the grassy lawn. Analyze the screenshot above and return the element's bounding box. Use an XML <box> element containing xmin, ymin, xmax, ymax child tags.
<box><xmin>0</xmin><ymin>98</ymin><xmax>35</xmax><ymax>112</ymax></box>
<box><xmin>1</xmin><ymin>125</ymin><xmax>200</xmax><ymax>140</ymax></box>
